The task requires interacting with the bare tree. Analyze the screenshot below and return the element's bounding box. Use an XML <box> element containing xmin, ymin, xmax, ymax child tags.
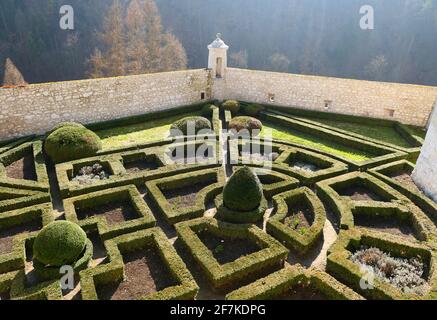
<box><xmin>2</xmin><ymin>58</ymin><xmax>27</xmax><ymax>86</ymax></box>
<box><xmin>268</xmin><ymin>53</ymin><xmax>290</xmax><ymax>72</ymax></box>
<box><xmin>230</xmin><ymin>50</ymin><xmax>248</xmax><ymax>68</ymax></box>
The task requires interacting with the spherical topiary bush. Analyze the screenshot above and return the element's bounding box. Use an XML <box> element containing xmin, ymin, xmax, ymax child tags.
<box><xmin>223</xmin><ymin>167</ymin><xmax>264</xmax><ymax>212</ymax></box>
<box><xmin>201</xmin><ymin>104</ymin><xmax>218</xmax><ymax>117</ymax></box>
<box><xmin>33</xmin><ymin>221</ymin><xmax>88</xmax><ymax>267</ymax></box>
<box><xmin>229</xmin><ymin>116</ymin><xmax>263</xmax><ymax>136</ymax></box>
<box><xmin>44</xmin><ymin>126</ymin><xmax>102</xmax><ymax>163</ymax></box>
<box><xmin>170</xmin><ymin>116</ymin><xmax>212</xmax><ymax>136</ymax></box>
<box><xmin>243</xmin><ymin>104</ymin><xmax>265</xmax><ymax>116</ymax></box>
<box><xmin>221</xmin><ymin>100</ymin><xmax>240</xmax><ymax>114</ymax></box>
<box><xmin>45</xmin><ymin>122</ymin><xmax>86</xmax><ymax>138</ymax></box>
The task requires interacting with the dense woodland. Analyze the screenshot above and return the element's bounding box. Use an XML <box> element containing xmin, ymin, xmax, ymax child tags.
<box><xmin>1</xmin><ymin>0</ymin><xmax>437</xmax><ymax>85</ymax></box>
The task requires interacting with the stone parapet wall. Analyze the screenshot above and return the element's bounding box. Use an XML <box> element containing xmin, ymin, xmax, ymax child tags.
<box><xmin>215</xmin><ymin>68</ymin><xmax>437</xmax><ymax>126</ymax></box>
<box><xmin>0</xmin><ymin>69</ymin><xmax>209</xmax><ymax>139</ymax></box>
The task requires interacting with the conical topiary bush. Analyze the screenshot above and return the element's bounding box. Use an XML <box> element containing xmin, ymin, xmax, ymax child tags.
<box><xmin>223</xmin><ymin>166</ymin><xmax>263</xmax><ymax>211</ymax></box>
<box><xmin>217</xmin><ymin>167</ymin><xmax>267</xmax><ymax>223</ymax></box>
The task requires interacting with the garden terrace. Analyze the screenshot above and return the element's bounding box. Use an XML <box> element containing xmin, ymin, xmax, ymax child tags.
<box><xmin>0</xmin><ymin>101</ymin><xmax>436</xmax><ymax>300</ymax></box>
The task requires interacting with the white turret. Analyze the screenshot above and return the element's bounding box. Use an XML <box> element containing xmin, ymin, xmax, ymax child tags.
<box><xmin>208</xmin><ymin>33</ymin><xmax>229</xmax><ymax>79</ymax></box>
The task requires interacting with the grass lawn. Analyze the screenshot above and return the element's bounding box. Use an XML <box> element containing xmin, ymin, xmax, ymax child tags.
<box><xmin>96</xmin><ymin>111</ymin><xmax>203</xmax><ymax>150</ymax></box>
<box><xmin>261</xmin><ymin>122</ymin><xmax>374</xmax><ymax>162</ymax></box>
<box><xmin>293</xmin><ymin>116</ymin><xmax>412</xmax><ymax>148</ymax></box>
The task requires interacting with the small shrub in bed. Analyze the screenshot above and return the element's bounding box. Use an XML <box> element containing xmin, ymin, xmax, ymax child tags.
<box><xmin>221</xmin><ymin>100</ymin><xmax>240</xmax><ymax>114</ymax></box>
<box><xmin>33</xmin><ymin>221</ymin><xmax>88</xmax><ymax>266</ymax></box>
<box><xmin>350</xmin><ymin>246</ymin><xmax>429</xmax><ymax>296</ymax></box>
<box><xmin>218</xmin><ymin>167</ymin><xmax>267</xmax><ymax>223</ymax></box>
<box><xmin>72</xmin><ymin>163</ymin><xmax>109</xmax><ymax>185</ymax></box>
<box><xmin>201</xmin><ymin>104</ymin><xmax>218</xmax><ymax>117</ymax></box>
<box><xmin>229</xmin><ymin>116</ymin><xmax>263</xmax><ymax>136</ymax></box>
<box><xmin>44</xmin><ymin>126</ymin><xmax>102</xmax><ymax>163</ymax></box>
<box><xmin>243</xmin><ymin>104</ymin><xmax>265</xmax><ymax>116</ymax></box>
<box><xmin>170</xmin><ymin>116</ymin><xmax>212</xmax><ymax>136</ymax></box>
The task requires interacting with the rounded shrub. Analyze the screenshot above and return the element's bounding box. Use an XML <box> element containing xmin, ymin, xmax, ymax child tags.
<box><xmin>223</xmin><ymin>167</ymin><xmax>263</xmax><ymax>211</ymax></box>
<box><xmin>46</xmin><ymin>122</ymin><xmax>86</xmax><ymax>137</ymax></box>
<box><xmin>243</xmin><ymin>104</ymin><xmax>265</xmax><ymax>116</ymax></box>
<box><xmin>221</xmin><ymin>100</ymin><xmax>240</xmax><ymax>114</ymax></box>
<box><xmin>33</xmin><ymin>221</ymin><xmax>88</xmax><ymax>267</ymax></box>
<box><xmin>170</xmin><ymin>116</ymin><xmax>212</xmax><ymax>136</ymax></box>
<box><xmin>229</xmin><ymin>116</ymin><xmax>263</xmax><ymax>136</ymax></box>
<box><xmin>45</xmin><ymin>126</ymin><xmax>102</xmax><ymax>163</ymax></box>
<box><xmin>201</xmin><ymin>104</ymin><xmax>218</xmax><ymax>117</ymax></box>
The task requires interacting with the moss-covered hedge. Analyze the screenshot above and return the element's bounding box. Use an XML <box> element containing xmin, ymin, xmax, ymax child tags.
<box><xmin>170</xmin><ymin>116</ymin><xmax>212</xmax><ymax>136</ymax></box>
<box><xmin>229</xmin><ymin>116</ymin><xmax>263</xmax><ymax>136</ymax></box>
<box><xmin>267</xmin><ymin>187</ymin><xmax>326</xmax><ymax>255</ymax></box>
<box><xmin>226</xmin><ymin>264</ymin><xmax>364</xmax><ymax>300</ymax></box>
<box><xmin>327</xmin><ymin>228</ymin><xmax>437</xmax><ymax>300</ymax></box>
<box><xmin>64</xmin><ymin>185</ymin><xmax>156</xmax><ymax>240</ymax></box>
<box><xmin>45</xmin><ymin>126</ymin><xmax>102</xmax><ymax>163</ymax></box>
<box><xmin>146</xmin><ymin>168</ymin><xmax>225</xmax><ymax>225</ymax></box>
<box><xmin>175</xmin><ymin>218</ymin><xmax>289</xmax><ymax>290</ymax></box>
<box><xmin>80</xmin><ymin>228</ymin><xmax>198</xmax><ymax>300</ymax></box>
<box><xmin>221</xmin><ymin>100</ymin><xmax>240</xmax><ymax>114</ymax></box>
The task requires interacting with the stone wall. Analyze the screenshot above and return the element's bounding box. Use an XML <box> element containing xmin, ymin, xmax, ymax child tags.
<box><xmin>213</xmin><ymin>68</ymin><xmax>437</xmax><ymax>126</ymax></box>
<box><xmin>0</xmin><ymin>69</ymin><xmax>210</xmax><ymax>139</ymax></box>
<box><xmin>413</xmin><ymin>106</ymin><xmax>437</xmax><ymax>202</ymax></box>
<box><xmin>1</xmin><ymin>66</ymin><xmax>437</xmax><ymax>140</ymax></box>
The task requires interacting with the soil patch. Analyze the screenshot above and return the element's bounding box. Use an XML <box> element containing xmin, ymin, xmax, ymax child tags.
<box><xmin>97</xmin><ymin>247</ymin><xmax>178</xmax><ymax>300</ymax></box>
<box><xmin>354</xmin><ymin>214</ymin><xmax>418</xmax><ymax>241</ymax></box>
<box><xmin>162</xmin><ymin>180</ymin><xmax>214</xmax><ymax>208</ymax></box>
<box><xmin>338</xmin><ymin>186</ymin><xmax>384</xmax><ymax>201</ymax></box>
<box><xmin>258</xmin><ymin>174</ymin><xmax>283</xmax><ymax>185</ymax></box>
<box><xmin>276</xmin><ymin>283</ymin><xmax>328</xmax><ymax>300</ymax></box>
<box><xmin>282</xmin><ymin>203</ymin><xmax>314</xmax><ymax>232</ymax></box>
<box><xmin>5</xmin><ymin>152</ymin><xmax>37</xmax><ymax>181</ymax></box>
<box><xmin>76</xmin><ymin>200</ymin><xmax>139</xmax><ymax>225</ymax></box>
<box><xmin>0</xmin><ymin>290</ymin><xmax>10</xmax><ymax>300</ymax></box>
<box><xmin>291</xmin><ymin>161</ymin><xmax>320</xmax><ymax>172</ymax></box>
<box><xmin>124</xmin><ymin>159</ymin><xmax>160</xmax><ymax>173</ymax></box>
<box><xmin>388</xmin><ymin>171</ymin><xmax>422</xmax><ymax>194</ymax></box>
<box><xmin>0</xmin><ymin>221</ymin><xmax>41</xmax><ymax>255</ymax></box>
<box><xmin>197</xmin><ymin>231</ymin><xmax>261</xmax><ymax>265</ymax></box>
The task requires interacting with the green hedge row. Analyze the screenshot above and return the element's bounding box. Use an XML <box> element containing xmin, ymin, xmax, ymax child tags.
<box><xmin>226</xmin><ymin>264</ymin><xmax>364</xmax><ymax>300</ymax></box>
<box><xmin>231</xmin><ymin>165</ymin><xmax>299</xmax><ymax>199</ymax></box>
<box><xmin>0</xmin><ymin>141</ymin><xmax>50</xmax><ymax>192</ymax></box>
<box><xmin>5</xmin><ymin>270</ymin><xmax>62</xmax><ymax>300</ymax></box>
<box><xmin>56</xmin><ymin>141</ymin><xmax>220</xmax><ymax>198</ymax></box>
<box><xmin>146</xmin><ymin>168</ymin><xmax>225</xmax><ymax>225</ymax></box>
<box><xmin>0</xmin><ymin>186</ymin><xmax>51</xmax><ymax>214</ymax></box>
<box><xmin>175</xmin><ymin>218</ymin><xmax>289</xmax><ymax>290</ymax></box>
<box><xmin>0</xmin><ymin>136</ymin><xmax>34</xmax><ymax>155</ymax></box>
<box><xmin>0</xmin><ymin>204</ymin><xmax>54</xmax><ymax>275</ymax></box>
<box><xmin>261</xmin><ymin>111</ymin><xmax>409</xmax><ymax>170</ymax></box>
<box><xmin>80</xmin><ymin>227</ymin><xmax>198</xmax><ymax>300</ymax></box>
<box><xmin>235</xmin><ymin>139</ymin><xmax>349</xmax><ymax>186</ymax></box>
<box><xmin>316</xmin><ymin>172</ymin><xmax>437</xmax><ymax>245</ymax></box>
<box><xmin>64</xmin><ymin>185</ymin><xmax>156</xmax><ymax>240</ymax></box>
<box><xmin>327</xmin><ymin>228</ymin><xmax>437</xmax><ymax>300</ymax></box>
<box><xmin>267</xmin><ymin>187</ymin><xmax>326</xmax><ymax>255</ymax></box>
<box><xmin>368</xmin><ymin>160</ymin><xmax>437</xmax><ymax>228</ymax></box>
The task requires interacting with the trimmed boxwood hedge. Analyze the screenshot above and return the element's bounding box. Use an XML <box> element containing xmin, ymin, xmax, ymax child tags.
<box><xmin>226</xmin><ymin>264</ymin><xmax>364</xmax><ymax>300</ymax></box>
<box><xmin>368</xmin><ymin>160</ymin><xmax>437</xmax><ymax>226</ymax></box>
<box><xmin>56</xmin><ymin>141</ymin><xmax>220</xmax><ymax>198</ymax></box>
<box><xmin>261</xmin><ymin>111</ymin><xmax>409</xmax><ymax>170</ymax></box>
<box><xmin>231</xmin><ymin>166</ymin><xmax>299</xmax><ymax>199</ymax></box>
<box><xmin>175</xmin><ymin>218</ymin><xmax>289</xmax><ymax>290</ymax></box>
<box><xmin>234</xmin><ymin>139</ymin><xmax>349</xmax><ymax>186</ymax></box>
<box><xmin>0</xmin><ymin>141</ymin><xmax>50</xmax><ymax>192</ymax></box>
<box><xmin>6</xmin><ymin>270</ymin><xmax>63</xmax><ymax>300</ymax></box>
<box><xmin>316</xmin><ymin>172</ymin><xmax>437</xmax><ymax>244</ymax></box>
<box><xmin>64</xmin><ymin>185</ymin><xmax>156</xmax><ymax>240</ymax></box>
<box><xmin>80</xmin><ymin>227</ymin><xmax>198</xmax><ymax>300</ymax></box>
<box><xmin>0</xmin><ymin>204</ymin><xmax>54</xmax><ymax>275</ymax></box>
<box><xmin>326</xmin><ymin>228</ymin><xmax>437</xmax><ymax>300</ymax></box>
<box><xmin>221</xmin><ymin>100</ymin><xmax>240</xmax><ymax>114</ymax></box>
<box><xmin>146</xmin><ymin>168</ymin><xmax>225</xmax><ymax>225</ymax></box>
<box><xmin>267</xmin><ymin>187</ymin><xmax>326</xmax><ymax>255</ymax></box>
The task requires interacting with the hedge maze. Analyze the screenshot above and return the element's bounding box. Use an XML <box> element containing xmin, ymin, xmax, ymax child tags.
<box><xmin>0</xmin><ymin>101</ymin><xmax>435</xmax><ymax>300</ymax></box>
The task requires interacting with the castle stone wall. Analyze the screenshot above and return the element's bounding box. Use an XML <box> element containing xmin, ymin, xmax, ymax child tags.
<box><xmin>1</xmin><ymin>67</ymin><xmax>437</xmax><ymax>140</ymax></box>
<box><xmin>214</xmin><ymin>68</ymin><xmax>437</xmax><ymax>126</ymax></box>
<box><xmin>0</xmin><ymin>69</ymin><xmax>209</xmax><ymax>139</ymax></box>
